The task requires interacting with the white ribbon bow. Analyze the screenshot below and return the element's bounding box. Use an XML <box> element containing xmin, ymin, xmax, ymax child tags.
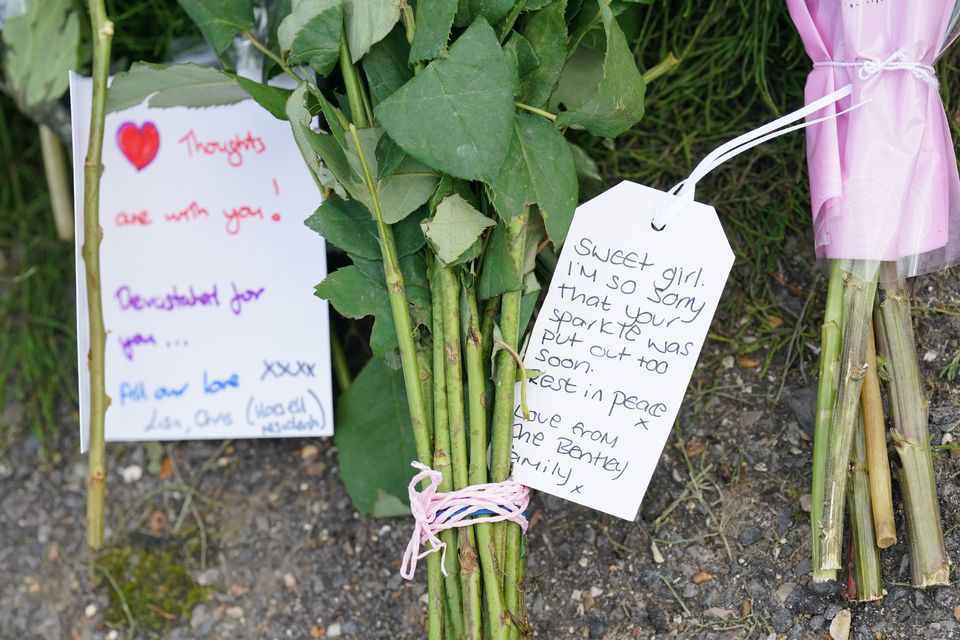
<box><xmin>814</xmin><ymin>49</ymin><xmax>939</xmax><ymax>88</ymax></box>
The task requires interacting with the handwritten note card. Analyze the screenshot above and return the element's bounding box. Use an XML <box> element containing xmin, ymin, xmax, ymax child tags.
<box><xmin>70</xmin><ymin>74</ymin><xmax>333</xmax><ymax>451</ymax></box>
<box><xmin>510</xmin><ymin>181</ymin><xmax>734</xmax><ymax>520</ymax></box>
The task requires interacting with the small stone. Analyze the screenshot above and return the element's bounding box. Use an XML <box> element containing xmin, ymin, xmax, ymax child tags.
<box><xmin>327</xmin><ymin>623</ymin><xmax>342</xmax><ymax>637</ymax></box>
<box><xmin>650</xmin><ymin>540</ymin><xmax>664</xmax><ymax>564</ymax></box>
<box><xmin>753</xmin><ymin>462</ymin><xmax>768</xmax><ymax>472</ymax></box>
<box><xmin>808</xmin><ymin>579</ymin><xmax>837</xmax><ymax>595</ymax></box>
<box><xmin>587</xmin><ymin>617</ymin><xmax>606</xmax><ymax>638</ymax></box>
<box><xmin>923</xmin><ymin>350</ymin><xmax>938</xmax><ymax>362</ymax></box>
<box><xmin>691</xmin><ymin>571</ymin><xmax>713</xmax><ymax>584</ymax></box>
<box><xmin>301</xmin><ymin>444</ymin><xmax>320</xmax><ymax>459</ymax></box>
<box><xmin>589</xmin><ymin>586</ymin><xmax>603</xmax><ymax>598</ymax></box>
<box><xmin>578</xmin><ymin>557</ymin><xmax>589</xmax><ymax>568</ymax></box>
<box><xmin>829</xmin><ymin>609</ymin><xmax>851</xmax><ymax>640</ymax></box>
<box><xmin>954</xmin><ymin>604</ymin><xmax>960</xmax><ymax>621</ymax></box>
<box><xmin>120</xmin><ymin>465</ymin><xmax>143</xmax><ymax>484</ymax></box>
<box><xmin>283</xmin><ymin>573</ymin><xmax>297</xmax><ymax>589</ymax></box>
<box><xmin>106</xmin><ymin>631</ymin><xmax>119</xmax><ymax>640</ymax></box>
<box><xmin>84</xmin><ymin>604</ymin><xmax>97</xmax><ymax>618</ymax></box>
<box><xmin>195</xmin><ymin>568</ymin><xmax>220</xmax><ymax>587</ymax></box>
<box><xmin>704</xmin><ymin>607</ymin><xmax>735</xmax><ymax>620</ymax></box>
<box><xmin>824</xmin><ymin>603</ymin><xmax>843</xmax><ymax>621</ymax></box>
<box><xmin>310</xmin><ymin>626</ymin><xmax>324</xmax><ymax>638</ymax></box>
<box><xmin>737</xmin><ymin>526</ymin><xmax>762</xmax><ymax>547</ymax></box>
<box><xmin>773</xmin><ymin>609</ymin><xmax>793</xmax><ymax>633</ymax></box>
<box><xmin>226</xmin><ymin>606</ymin><xmax>244</xmax><ymax>619</ymax></box>
<box><xmin>740</xmin><ymin>599</ymin><xmax>752</xmax><ymax>617</ymax></box>
<box><xmin>148</xmin><ymin>509</ymin><xmax>169</xmax><ymax>534</ymax></box>
<box><xmin>648</xmin><ymin>606</ymin><xmax>670</xmax><ymax>633</ymax></box>
<box><xmin>722</xmin><ymin>355</ymin><xmax>735</xmax><ymax>369</ymax></box>
<box><xmin>800</xmin><ymin>494</ymin><xmax>812</xmax><ymax>512</ymax></box>
<box><xmin>306</xmin><ymin>462</ymin><xmax>327</xmax><ymax>476</ymax></box>
<box><xmin>571</xmin><ymin>589</ymin><xmax>582</xmax><ymax>601</ymax></box>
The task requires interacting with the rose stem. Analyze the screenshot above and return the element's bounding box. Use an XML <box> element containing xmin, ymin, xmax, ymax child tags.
<box><xmin>811</xmin><ymin>260</ymin><xmax>842</xmax><ymax>581</ymax></box>
<box><xmin>465</xmin><ymin>281</ymin><xmax>510</xmax><ymax>639</ymax></box>
<box><xmin>429</xmin><ymin>260</ymin><xmax>465</xmax><ymax>638</ymax></box>
<box><xmin>83</xmin><ymin>0</ymin><xmax>114</xmax><ymax>552</ymax></box>
<box><xmin>861</xmin><ymin>321</ymin><xmax>896</xmax><ymax>548</ymax></box>
<box><xmin>488</xmin><ymin>212</ymin><xmax>529</xmax><ymax>634</ymax></box>
<box><xmin>847</xmin><ymin>411</ymin><xmax>884</xmax><ymax>601</ymax></box>
<box><xmin>874</xmin><ymin>265</ymin><xmax>950</xmax><ymax>587</ymax></box>
<box><xmin>820</xmin><ymin>259</ymin><xmax>878</xmax><ymax>570</ymax></box>
<box><xmin>439</xmin><ymin>266</ymin><xmax>482</xmax><ymax>639</ymax></box>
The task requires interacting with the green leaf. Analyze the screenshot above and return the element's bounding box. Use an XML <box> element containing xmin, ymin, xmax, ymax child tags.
<box><xmin>316</xmin><ymin>265</ymin><xmax>397</xmax><ymax>355</ymax></box>
<box><xmin>569</xmin><ymin>141</ymin><xmax>602</xmax><ymax>182</ymax></box>
<box><xmin>370</xmin><ymin>488</ymin><xmax>411</xmax><ymax>517</ymax></box>
<box><xmin>305</xmin><ymin>195</ymin><xmax>426</xmax><ymax>259</ymax></box>
<box><xmin>2</xmin><ymin>0</ymin><xmax>79</xmax><ymax>109</ymax></box>
<box><xmin>362</xmin><ymin>25</ymin><xmax>413</xmax><ymax>105</ymax></box>
<box><xmin>335</xmin><ymin>357</ymin><xmax>418</xmax><ymax>517</ymax></box>
<box><xmin>520</xmin><ymin>0</ymin><xmax>567</xmax><ymax>109</ymax></box>
<box><xmin>519</xmin><ymin>271</ymin><xmax>542</xmax><ymax>336</ymax></box>
<box><xmin>486</xmin><ymin>113</ymin><xmax>577</xmax><ymax>246</ymax></box>
<box><xmin>318</xmin><ymin>255</ymin><xmax>430</xmax><ymax>356</ymax></box>
<box><xmin>305</xmin><ymin>196</ymin><xmax>381</xmax><ymax>259</ymax></box>
<box><xmin>478</xmin><ymin>221</ymin><xmax>521</xmax><ymax>299</ymax></box>
<box><xmin>343</xmin><ymin>128</ymin><xmax>440</xmax><ymax>224</ymax></box>
<box><xmin>277</xmin><ymin>0</ymin><xmax>343</xmax><ymax>76</ymax></box>
<box><xmin>375</xmin><ymin>19</ymin><xmax>514</xmax><ymax>182</ymax></box>
<box><xmin>352</xmin><ymin>254</ymin><xmax>432</xmax><ymax>349</ymax></box>
<box><xmin>235</xmin><ymin>77</ymin><xmax>291</xmax><ymax>119</ymax></box>
<box><xmin>263</xmin><ymin>0</ymin><xmax>293</xmax><ymax>80</ymax></box>
<box><xmin>549</xmin><ymin>44</ymin><xmax>603</xmax><ymax>112</ymax></box>
<box><xmin>555</xmin><ymin>1</ymin><xmax>645</xmax><ymax>137</ymax></box>
<box><xmin>375</xmin><ymin>134</ymin><xmax>405</xmax><ymax>179</ymax></box>
<box><xmin>455</xmin><ymin>0</ymin><xmax>513</xmax><ymax>26</ymax></box>
<box><xmin>286</xmin><ymin>83</ymin><xmax>350</xmax><ymax>197</ymax></box>
<box><xmin>409</xmin><ymin>0</ymin><xmax>457</xmax><ymax>63</ymax></box>
<box><xmin>177</xmin><ymin>0</ymin><xmax>254</xmax><ymax>57</ymax></box>
<box><xmin>106</xmin><ymin>62</ymin><xmax>248</xmax><ymax>113</ymax></box>
<box><xmin>343</xmin><ymin>0</ymin><xmax>402</xmax><ymax>61</ymax></box>
<box><xmin>502</xmin><ymin>32</ymin><xmax>539</xmax><ymax>97</ymax></box>
<box><xmin>421</xmin><ymin>194</ymin><xmax>495</xmax><ymax>265</ymax></box>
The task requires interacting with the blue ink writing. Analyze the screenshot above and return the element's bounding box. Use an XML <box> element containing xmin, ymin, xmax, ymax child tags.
<box><xmin>119</xmin><ymin>381</ymin><xmax>147</xmax><ymax>406</ymax></box>
<box><xmin>203</xmin><ymin>371</ymin><xmax>239</xmax><ymax>395</ymax></box>
<box><xmin>261</xmin><ymin>359</ymin><xmax>316</xmax><ymax>380</ymax></box>
<box><xmin>154</xmin><ymin>383</ymin><xmax>188</xmax><ymax>400</ymax></box>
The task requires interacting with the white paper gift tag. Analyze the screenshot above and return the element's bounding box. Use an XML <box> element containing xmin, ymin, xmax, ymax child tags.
<box><xmin>70</xmin><ymin>73</ymin><xmax>334</xmax><ymax>451</ymax></box>
<box><xmin>509</xmin><ymin>181</ymin><xmax>734</xmax><ymax>520</ymax></box>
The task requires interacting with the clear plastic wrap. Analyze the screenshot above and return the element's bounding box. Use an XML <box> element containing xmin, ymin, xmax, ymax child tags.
<box><xmin>787</xmin><ymin>0</ymin><xmax>960</xmax><ymax>278</ymax></box>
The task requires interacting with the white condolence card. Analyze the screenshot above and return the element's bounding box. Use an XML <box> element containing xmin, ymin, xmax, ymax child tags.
<box><xmin>510</xmin><ymin>181</ymin><xmax>735</xmax><ymax>520</ymax></box>
<box><xmin>71</xmin><ymin>73</ymin><xmax>333</xmax><ymax>452</ymax></box>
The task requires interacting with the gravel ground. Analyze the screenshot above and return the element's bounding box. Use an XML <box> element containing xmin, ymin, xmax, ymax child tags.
<box><xmin>4</xmin><ymin>261</ymin><xmax>960</xmax><ymax>640</ymax></box>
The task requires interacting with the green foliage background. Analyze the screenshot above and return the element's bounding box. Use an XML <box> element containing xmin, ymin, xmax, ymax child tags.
<box><xmin>5</xmin><ymin>0</ymin><xmax>960</xmax><ymax>451</ymax></box>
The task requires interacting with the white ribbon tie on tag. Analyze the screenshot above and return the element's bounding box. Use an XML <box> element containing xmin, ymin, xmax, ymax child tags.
<box><xmin>651</xmin><ymin>83</ymin><xmax>864</xmax><ymax>231</ymax></box>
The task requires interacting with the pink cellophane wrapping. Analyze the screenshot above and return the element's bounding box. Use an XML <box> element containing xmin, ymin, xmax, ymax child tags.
<box><xmin>787</xmin><ymin>0</ymin><xmax>960</xmax><ymax>277</ymax></box>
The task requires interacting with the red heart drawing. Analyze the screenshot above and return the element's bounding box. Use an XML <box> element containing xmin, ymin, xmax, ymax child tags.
<box><xmin>116</xmin><ymin>121</ymin><xmax>160</xmax><ymax>171</ymax></box>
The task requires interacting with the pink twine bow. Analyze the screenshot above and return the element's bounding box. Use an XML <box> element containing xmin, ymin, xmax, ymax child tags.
<box><xmin>400</xmin><ymin>461</ymin><xmax>531</xmax><ymax>580</ymax></box>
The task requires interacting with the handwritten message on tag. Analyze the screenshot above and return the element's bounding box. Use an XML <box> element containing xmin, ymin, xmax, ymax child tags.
<box><xmin>510</xmin><ymin>181</ymin><xmax>734</xmax><ymax>520</ymax></box>
<box><xmin>70</xmin><ymin>74</ymin><xmax>333</xmax><ymax>451</ymax></box>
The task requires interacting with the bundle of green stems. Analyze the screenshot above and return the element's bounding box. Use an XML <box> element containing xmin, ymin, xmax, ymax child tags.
<box><xmin>811</xmin><ymin>260</ymin><xmax>950</xmax><ymax>596</ymax></box>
